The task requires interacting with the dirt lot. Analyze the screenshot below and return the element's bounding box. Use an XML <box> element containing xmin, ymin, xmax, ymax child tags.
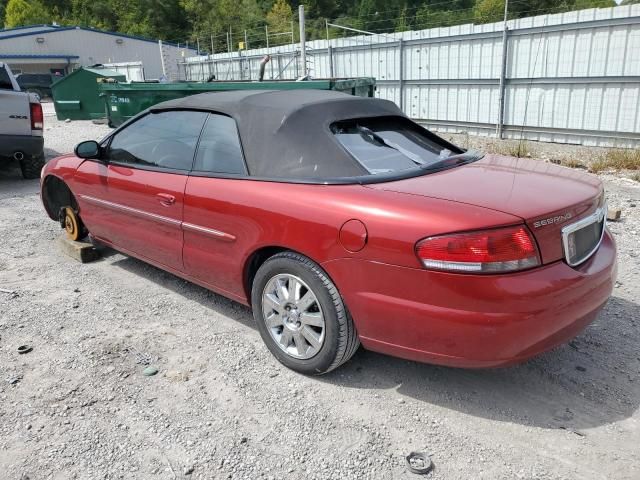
<box><xmin>1</xmin><ymin>107</ymin><xmax>639</xmax><ymax>480</ymax></box>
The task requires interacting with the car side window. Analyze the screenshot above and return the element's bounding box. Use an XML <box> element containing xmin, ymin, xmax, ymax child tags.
<box><xmin>107</xmin><ymin>110</ymin><xmax>208</xmax><ymax>171</ymax></box>
<box><xmin>193</xmin><ymin>114</ymin><xmax>247</xmax><ymax>175</ymax></box>
<box><xmin>0</xmin><ymin>68</ymin><xmax>13</xmax><ymax>90</ymax></box>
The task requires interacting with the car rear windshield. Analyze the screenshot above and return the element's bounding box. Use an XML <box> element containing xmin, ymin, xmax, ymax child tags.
<box><xmin>0</xmin><ymin>67</ymin><xmax>13</xmax><ymax>90</ymax></box>
<box><xmin>331</xmin><ymin>117</ymin><xmax>464</xmax><ymax>175</ymax></box>
<box><xmin>17</xmin><ymin>74</ymin><xmax>51</xmax><ymax>85</ymax></box>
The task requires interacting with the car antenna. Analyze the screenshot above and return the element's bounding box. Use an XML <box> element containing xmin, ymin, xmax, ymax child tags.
<box><xmin>516</xmin><ymin>17</ymin><xmax>548</xmax><ymax>158</ymax></box>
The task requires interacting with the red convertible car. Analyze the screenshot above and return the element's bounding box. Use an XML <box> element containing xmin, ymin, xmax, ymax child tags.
<box><xmin>40</xmin><ymin>90</ymin><xmax>617</xmax><ymax>374</ymax></box>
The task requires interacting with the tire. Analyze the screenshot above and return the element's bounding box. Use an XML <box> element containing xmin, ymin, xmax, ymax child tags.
<box><xmin>251</xmin><ymin>251</ymin><xmax>360</xmax><ymax>375</ymax></box>
<box><xmin>20</xmin><ymin>153</ymin><xmax>46</xmax><ymax>179</ymax></box>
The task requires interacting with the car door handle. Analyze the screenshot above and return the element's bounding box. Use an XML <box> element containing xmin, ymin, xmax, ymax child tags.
<box><xmin>157</xmin><ymin>193</ymin><xmax>176</xmax><ymax>206</ymax></box>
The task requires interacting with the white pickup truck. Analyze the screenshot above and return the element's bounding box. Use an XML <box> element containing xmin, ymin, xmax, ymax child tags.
<box><xmin>0</xmin><ymin>62</ymin><xmax>45</xmax><ymax>179</ymax></box>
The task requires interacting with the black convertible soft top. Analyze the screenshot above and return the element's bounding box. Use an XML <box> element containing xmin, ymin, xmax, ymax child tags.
<box><xmin>151</xmin><ymin>89</ymin><xmax>406</xmax><ymax>180</ymax></box>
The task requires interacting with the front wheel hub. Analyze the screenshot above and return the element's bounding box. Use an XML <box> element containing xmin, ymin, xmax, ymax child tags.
<box><xmin>283</xmin><ymin>307</ymin><xmax>302</xmax><ymax>330</ymax></box>
<box><xmin>261</xmin><ymin>274</ymin><xmax>326</xmax><ymax>360</ymax></box>
<box><xmin>62</xmin><ymin>207</ymin><xmax>81</xmax><ymax>241</ymax></box>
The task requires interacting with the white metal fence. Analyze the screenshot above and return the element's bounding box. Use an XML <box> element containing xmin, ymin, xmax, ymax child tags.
<box><xmin>182</xmin><ymin>5</ymin><xmax>640</xmax><ymax>147</ymax></box>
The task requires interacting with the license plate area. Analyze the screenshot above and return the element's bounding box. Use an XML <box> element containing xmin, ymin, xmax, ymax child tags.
<box><xmin>562</xmin><ymin>205</ymin><xmax>606</xmax><ymax>267</ymax></box>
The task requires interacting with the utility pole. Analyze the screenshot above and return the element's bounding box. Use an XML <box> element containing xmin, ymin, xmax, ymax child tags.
<box><xmin>398</xmin><ymin>38</ymin><xmax>404</xmax><ymax>112</ymax></box>
<box><xmin>496</xmin><ymin>0</ymin><xmax>509</xmax><ymax>139</ymax></box>
<box><xmin>211</xmin><ymin>34</ymin><xmax>214</xmax><ymax>54</ymax></box>
<box><xmin>229</xmin><ymin>27</ymin><xmax>233</xmax><ymax>79</ymax></box>
<box><xmin>244</xmin><ymin>30</ymin><xmax>249</xmax><ymax>80</ymax></box>
<box><xmin>265</xmin><ymin>25</ymin><xmax>269</xmax><ymax>49</ymax></box>
<box><xmin>226</xmin><ymin>31</ymin><xmax>231</xmax><ymax>79</ymax></box>
<box><xmin>325</xmin><ymin>20</ymin><xmax>334</xmax><ymax>78</ymax></box>
<box><xmin>299</xmin><ymin>5</ymin><xmax>306</xmax><ymax>77</ymax></box>
<box><xmin>158</xmin><ymin>40</ymin><xmax>166</xmax><ymax>77</ymax></box>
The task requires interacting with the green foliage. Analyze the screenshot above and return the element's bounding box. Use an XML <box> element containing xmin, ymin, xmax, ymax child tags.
<box><xmin>574</xmin><ymin>0</ymin><xmax>616</xmax><ymax>8</ymax></box>
<box><xmin>4</xmin><ymin>0</ymin><xmax>49</xmax><ymax>27</ymax></box>
<box><xmin>181</xmin><ymin>0</ymin><xmax>264</xmax><ymax>50</ymax></box>
<box><xmin>354</xmin><ymin>0</ymin><xmax>394</xmax><ymax>32</ymax></box>
<box><xmin>0</xmin><ymin>0</ymin><xmax>6</xmax><ymax>26</ymax></box>
<box><xmin>473</xmin><ymin>0</ymin><xmax>505</xmax><ymax>24</ymax></box>
<box><xmin>0</xmin><ymin>0</ymin><xmax>623</xmax><ymax>50</ymax></box>
<box><xmin>394</xmin><ymin>5</ymin><xmax>409</xmax><ymax>32</ymax></box>
<box><xmin>267</xmin><ymin>0</ymin><xmax>293</xmax><ymax>33</ymax></box>
<box><xmin>68</xmin><ymin>0</ymin><xmax>118</xmax><ymax>31</ymax></box>
<box><xmin>415</xmin><ymin>5</ymin><xmax>473</xmax><ymax>30</ymax></box>
<box><xmin>113</xmin><ymin>0</ymin><xmax>190</xmax><ymax>40</ymax></box>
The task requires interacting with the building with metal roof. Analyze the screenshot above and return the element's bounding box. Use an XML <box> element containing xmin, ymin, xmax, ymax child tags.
<box><xmin>0</xmin><ymin>24</ymin><xmax>197</xmax><ymax>80</ymax></box>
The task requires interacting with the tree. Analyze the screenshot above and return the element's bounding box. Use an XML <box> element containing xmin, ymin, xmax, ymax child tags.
<box><xmin>4</xmin><ymin>0</ymin><xmax>50</xmax><ymax>27</ymax></box>
<box><xmin>267</xmin><ymin>0</ymin><xmax>292</xmax><ymax>33</ymax></box>
<box><xmin>46</xmin><ymin>0</ymin><xmax>73</xmax><ymax>23</ymax></box>
<box><xmin>473</xmin><ymin>0</ymin><xmax>505</xmax><ymax>24</ymax></box>
<box><xmin>0</xmin><ymin>0</ymin><xmax>7</xmax><ymax>27</ymax></box>
<box><xmin>181</xmin><ymin>0</ymin><xmax>263</xmax><ymax>50</ymax></box>
<box><xmin>355</xmin><ymin>0</ymin><xmax>394</xmax><ymax>32</ymax></box>
<box><xmin>394</xmin><ymin>5</ymin><xmax>409</xmax><ymax>31</ymax></box>
<box><xmin>69</xmin><ymin>0</ymin><xmax>118</xmax><ymax>30</ymax></box>
<box><xmin>0</xmin><ymin>0</ymin><xmax>625</xmax><ymax>48</ymax></box>
<box><xmin>573</xmin><ymin>0</ymin><xmax>616</xmax><ymax>7</ymax></box>
<box><xmin>113</xmin><ymin>0</ymin><xmax>190</xmax><ymax>40</ymax></box>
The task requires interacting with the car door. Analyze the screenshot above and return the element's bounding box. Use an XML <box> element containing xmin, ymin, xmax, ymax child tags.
<box><xmin>182</xmin><ymin>113</ymin><xmax>250</xmax><ymax>297</ymax></box>
<box><xmin>75</xmin><ymin>110</ymin><xmax>208</xmax><ymax>271</ymax></box>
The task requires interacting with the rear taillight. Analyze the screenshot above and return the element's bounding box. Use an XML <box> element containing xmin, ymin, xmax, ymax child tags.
<box><xmin>416</xmin><ymin>225</ymin><xmax>540</xmax><ymax>273</ymax></box>
<box><xmin>30</xmin><ymin>103</ymin><xmax>43</xmax><ymax>130</ymax></box>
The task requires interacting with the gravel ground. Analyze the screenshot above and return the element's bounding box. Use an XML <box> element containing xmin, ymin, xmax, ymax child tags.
<box><xmin>1</xmin><ymin>107</ymin><xmax>639</xmax><ymax>480</ymax></box>
<box><xmin>443</xmin><ymin>132</ymin><xmax>640</xmax><ymax>181</ymax></box>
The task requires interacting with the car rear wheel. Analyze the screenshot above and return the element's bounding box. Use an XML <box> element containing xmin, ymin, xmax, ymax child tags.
<box><xmin>251</xmin><ymin>252</ymin><xmax>359</xmax><ymax>375</ymax></box>
<box><xmin>20</xmin><ymin>153</ymin><xmax>46</xmax><ymax>179</ymax></box>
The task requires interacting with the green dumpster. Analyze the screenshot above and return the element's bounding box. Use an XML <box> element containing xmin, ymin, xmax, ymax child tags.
<box><xmin>100</xmin><ymin>78</ymin><xmax>376</xmax><ymax>127</ymax></box>
<box><xmin>52</xmin><ymin>68</ymin><xmax>126</xmax><ymax>121</ymax></box>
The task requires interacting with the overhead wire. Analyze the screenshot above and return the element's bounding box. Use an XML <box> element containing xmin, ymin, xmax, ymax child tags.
<box><xmin>169</xmin><ymin>2</ymin><xmax>602</xmax><ymax>55</ymax></box>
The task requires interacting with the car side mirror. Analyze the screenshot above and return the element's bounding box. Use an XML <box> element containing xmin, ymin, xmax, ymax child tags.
<box><xmin>74</xmin><ymin>140</ymin><xmax>101</xmax><ymax>160</ymax></box>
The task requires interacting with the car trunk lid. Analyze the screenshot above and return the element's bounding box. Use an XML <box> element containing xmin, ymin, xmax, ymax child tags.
<box><xmin>367</xmin><ymin>154</ymin><xmax>604</xmax><ymax>265</ymax></box>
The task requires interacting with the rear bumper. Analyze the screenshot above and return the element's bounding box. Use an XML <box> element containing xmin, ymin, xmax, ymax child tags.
<box><xmin>323</xmin><ymin>229</ymin><xmax>617</xmax><ymax>368</ymax></box>
<box><xmin>0</xmin><ymin>134</ymin><xmax>44</xmax><ymax>159</ymax></box>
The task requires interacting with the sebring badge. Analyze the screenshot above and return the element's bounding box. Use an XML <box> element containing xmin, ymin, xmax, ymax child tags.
<box><xmin>533</xmin><ymin>212</ymin><xmax>572</xmax><ymax>228</ymax></box>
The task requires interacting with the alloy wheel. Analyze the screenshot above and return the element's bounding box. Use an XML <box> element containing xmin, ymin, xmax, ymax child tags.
<box><xmin>261</xmin><ymin>273</ymin><xmax>325</xmax><ymax>359</ymax></box>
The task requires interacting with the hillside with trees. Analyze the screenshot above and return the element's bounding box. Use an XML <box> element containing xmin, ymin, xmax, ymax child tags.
<box><xmin>0</xmin><ymin>0</ymin><xmax>629</xmax><ymax>51</ymax></box>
